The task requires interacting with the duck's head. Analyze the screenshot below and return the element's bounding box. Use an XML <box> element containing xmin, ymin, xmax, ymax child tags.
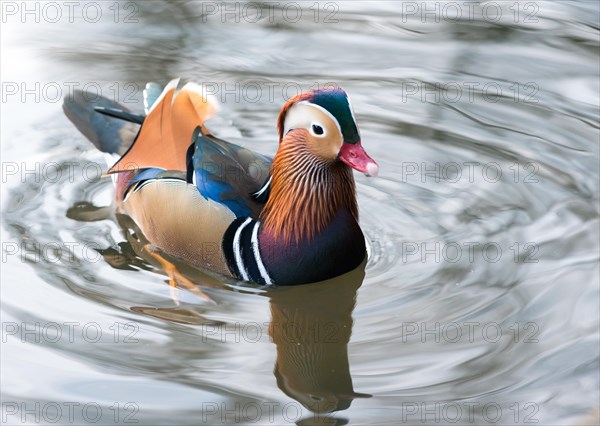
<box><xmin>263</xmin><ymin>87</ymin><xmax>378</xmax><ymax>243</ymax></box>
<box><xmin>277</xmin><ymin>87</ymin><xmax>379</xmax><ymax>177</ymax></box>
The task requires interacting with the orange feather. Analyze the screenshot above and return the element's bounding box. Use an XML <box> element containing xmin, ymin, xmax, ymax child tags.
<box><xmin>260</xmin><ymin>131</ymin><xmax>358</xmax><ymax>244</ymax></box>
<box><xmin>108</xmin><ymin>80</ymin><xmax>217</xmax><ymax>173</ymax></box>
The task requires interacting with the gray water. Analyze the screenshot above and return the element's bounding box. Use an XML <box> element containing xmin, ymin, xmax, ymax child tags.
<box><xmin>1</xmin><ymin>1</ymin><xmax>599</xmax><ymax>425</ymax></box>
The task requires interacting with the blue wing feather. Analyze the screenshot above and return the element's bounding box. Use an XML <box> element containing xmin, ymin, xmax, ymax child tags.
<box><xmin>191</xmin><ymin>132</ymin><xmax>272</xmax><ymax>218</ymax></box>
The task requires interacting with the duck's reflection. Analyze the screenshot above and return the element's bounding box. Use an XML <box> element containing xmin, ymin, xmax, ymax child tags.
<box><xmin>267</xmin><ymin>265</ymin><xmax>371</xmax><ymax>413</ymax></box>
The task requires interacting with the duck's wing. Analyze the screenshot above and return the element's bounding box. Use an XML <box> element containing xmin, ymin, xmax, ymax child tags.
<box><xmin>191</xmin><ymin>132</ymin><xmax>272</xmax><ymax>218</ymax></box>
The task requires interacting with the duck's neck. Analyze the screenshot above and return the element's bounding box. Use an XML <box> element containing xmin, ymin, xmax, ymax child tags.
<box><xmin>260</xmin><ymin>135</ymin><xmax>358</xmax><ymax>244</ymax></box>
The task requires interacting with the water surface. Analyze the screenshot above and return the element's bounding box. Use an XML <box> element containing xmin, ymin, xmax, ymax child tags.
<box><xmin>1</xmin><ymin>1</ymin><xmax>599</xmax><ymax>425</ymax></box>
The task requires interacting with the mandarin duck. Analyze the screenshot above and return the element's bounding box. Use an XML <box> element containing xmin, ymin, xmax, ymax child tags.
<box><xmin>64</xmin><ymin>79</ymin><xmax>379</xmax><ymax>286</ymax></box>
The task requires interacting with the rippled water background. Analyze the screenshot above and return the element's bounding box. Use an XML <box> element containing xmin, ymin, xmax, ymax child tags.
<box><xmin>1</xmin><ymin>1</ymin><xmax>599</xmax><ymax>425</ymax></box>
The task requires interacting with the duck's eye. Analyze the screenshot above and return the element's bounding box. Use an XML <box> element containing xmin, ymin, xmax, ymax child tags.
<box><xmin>311</xmin><ymin>124</ymin><xmax>324</xmax><ymax>136</ymax></box>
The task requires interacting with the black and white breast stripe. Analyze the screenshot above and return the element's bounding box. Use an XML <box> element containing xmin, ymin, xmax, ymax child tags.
<box><xmin>223</xmin><ymin>217</ymin><xmax>273</xmax><ymax>285</ymax></box>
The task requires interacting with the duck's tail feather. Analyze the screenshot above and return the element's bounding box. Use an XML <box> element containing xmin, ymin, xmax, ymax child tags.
<box><xmin>63</xmin><ymin>90</ymin><xmax>140</xmax><ymax>155</ymax></box>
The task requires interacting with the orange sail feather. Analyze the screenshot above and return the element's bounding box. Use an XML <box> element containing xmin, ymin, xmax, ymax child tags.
<box><xmin>108</xmin><ymin>79</ymin><xmax>218</xmax><ymax>173</ymax></box>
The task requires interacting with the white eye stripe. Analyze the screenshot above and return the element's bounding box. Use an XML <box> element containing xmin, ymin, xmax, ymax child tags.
<box><xmin>283</xmin><ymin>101</ymin><xmax>342</xmax><ymax>140</ymax></box>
